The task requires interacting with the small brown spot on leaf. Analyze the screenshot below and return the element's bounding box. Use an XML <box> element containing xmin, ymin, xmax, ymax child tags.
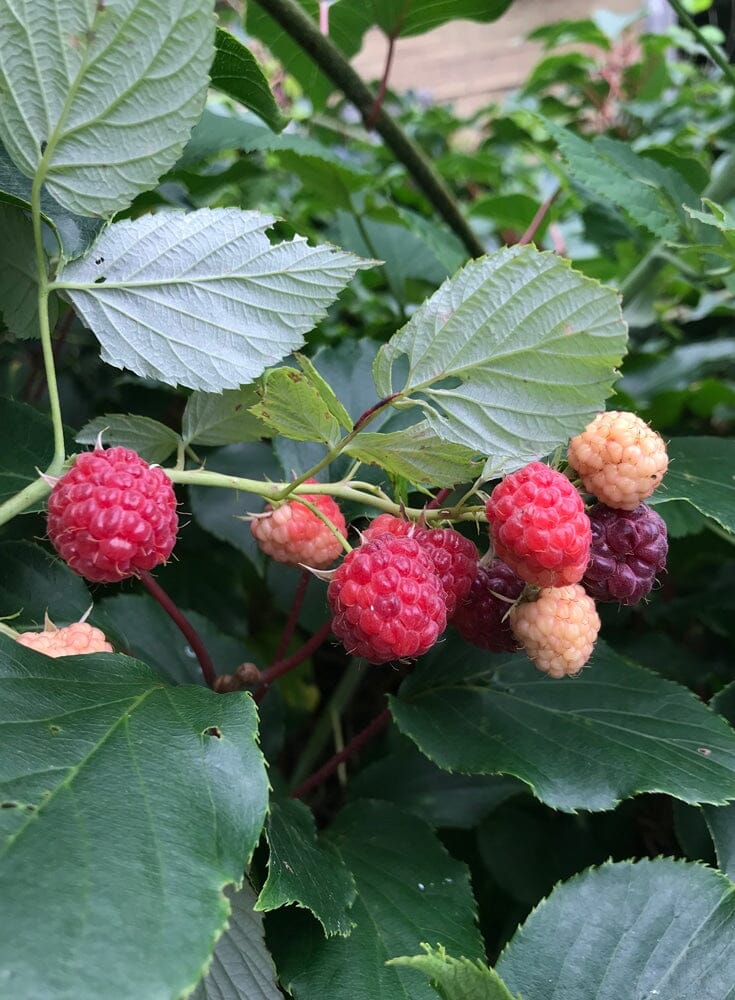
<box><xmin>205</xmin><ymin>726</ymin><xmax>222</xmax><ymax>739</ymax></box>
<box><xmin>697</xmin><ymin>747</ymin><xmax>712</xmax><ymax>756</ymax></box>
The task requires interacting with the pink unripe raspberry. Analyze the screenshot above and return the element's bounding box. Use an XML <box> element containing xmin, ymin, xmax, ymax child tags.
<box><xmin>16</xmin><ymin>621</ymin><xmax>113</xmax><ymax>658</ymax></box>
<box><xmin>510</xmin><ymin>584</ymin><xmax>601</xmax><ymax>678</ymax></box>
<box><xmin>362</xmin><ymin>515</ymin><xmax>478</xmax><ymax>616</ymax></box>
<box><xmin>47</xmin><ymin>446</ymin><xmax>178</xmax><ymax>583</ymax></box>
<box><xmin>451</xmin><ymin>559</ymin><xmax>524</xmax><ymax>652</ymax></box>
<box><xmin>485</xmin><ymin>462</ymin><xmax>591</xmax><ymax>588</ymax></box>
<box><xmin>583</xmin><ymin>503</ymin><xmax>668</xmax><ymax>605</ymax></box>
<box><xmin>328</xmin><ymin>533</ymin><xmax>447</xmax><ymax>664</ymax></box>
<box><xmin>567</xmin><ymin>411</ymin><xmax>668</xmax><ymax>510</ymax></box>
<box><xmin>251</xmin><ymin>480</ymin><xmax>346</xmax><ymax>569</ymax></box>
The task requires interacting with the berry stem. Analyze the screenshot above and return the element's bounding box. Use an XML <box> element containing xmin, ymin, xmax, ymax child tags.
<box><xmin>290</xmin><ymin>659</ymin><xmax>365</xmax><ymax>786</ymax></box>
<box><xmin>139</xmin><ymin>571</ymin><xmax>218</xmax><ymax>689</ymax></box>
<box><xmin>290</xmin><ymin>706</ymin><xmax>391</xmax><ymax>799</ymax></box>
<box><xmin>425</xmin><ymin>487</ymin><xmax>453</xmax><ymax>510</ymax></box>
<box><xmin>291</xmin><ymin>495</ymin><xmax>352</xmax><ymax>555</ymax></box>
<box><xmin>165</xmin><ymin>468</ymin><xmax>487</xmax><ymax>525</ymax></box>
<box><xmin>254</xmin><ymin>619</ymin><xmax>333</xmax><ymax>703</ymax></box>
<box><xmin>271</xmin><ymin>570</ymin><xmax>310</xmax><ymax>665</ymax></box>
<box><xmin>518</xmin><ymin>188</ymin><xmax>560</xmax><ymax>246</ymax></box>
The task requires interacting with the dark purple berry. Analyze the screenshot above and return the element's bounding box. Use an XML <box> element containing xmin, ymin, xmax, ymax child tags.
<box><xmin>451</xmin><ymin>559</ymin><xmax>525</xmax><ymax>652</ymax></box>
<box><xmin>582</xmin><ymin>503</ymin><xmax>668</xmax><ymax>605</ymax></box>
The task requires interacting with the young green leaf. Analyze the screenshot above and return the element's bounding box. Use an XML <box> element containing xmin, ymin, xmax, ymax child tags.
<box><xmin>295</xmin><ymin>354</ymin><xmax>353</xmax><ymax>432</ymax></box>
<box><xmin>345</xmin><ymin>423</ymin><xmax>484</xmax><ymax>487</ymax></box>
<box><xmin>548</xmin><ymin>124</ymin><xmax>700</xmax><ymax>240</ymax></box>
<box><xmin>76</xmin><ymin>414</ymin><xmax>181</xmax><ymax>465</ymax></box>
<box><xmin>270</xmin><ymin>800</ymin><xmax>485</xmax><ymax>1000</ymax></box>
<box><xmin>255</xmin><ymin>797</ymin><xmax>357</xmax><ymax>936</ymax></box>
<box><xmin>211</xmin><ymin>28</ymin><xmax>287</xmax><ymax>133</ymax></box>
<box><xmin>0</xmin><ymin>205</ymin><xmax>58</xmax><ymax>339</ymax></box>
<box><xmin>58</xmin><ymin>209</ymin><xmax>373</xmax><ymax>391</ymax></box>
<box><xmin>251</xmin><ymin>368</ymin><xmax>344</xmax><ymax>447</ymax></box>
<box><xmin>496</xmin><ymin>860</ymin><xmax>735</xmax><ymax>998</ymax></box>
<box><xmin>389</xmin><ymin>944</ymin><xmax>519</xmax><ymax>1000</ymax></box>
<box><xmin>0</xmin><ymin>0</ymin><xmax>215</xmax><ymax>217</ymax></box>
<box><xmin>649</xmin><ymin>437</ymin><xmax>735</xmax><ymax>535</ymax></box>
<box><xmin>191</xmin><ymin>882</ymin><xmax>283</xmax><ymax>1000</ymax></box>
<box><xmin>182</xmin><ymin>386</ymin><xmax>268</xmax><ymax>447</ymax></box>
<box><xmin>389</xmin><ymin>637</ymin><xmax>735</xmax><ymax>812</ymax></box>
<box><xmin>373</xmin><ymin>246</ymin><xmax>627</xmax><ymax>469</ymax></box>
<box><xmin>0</xmin><ymin>636</ymin><xmax>269</xmax><ymax>1000</ymax></box>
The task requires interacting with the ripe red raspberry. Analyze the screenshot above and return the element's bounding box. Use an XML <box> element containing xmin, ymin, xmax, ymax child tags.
<box><xmin>16</xmin><ymin>621</ymin><xmax>113</xmax><ymax>657</ymax></box>
<box><xmin>485</xmin><ymin>462</ymin><xmax>591</xmax><ymax>588</ymax></box>
<box><xmin>328</xmin><ymin>533</ymin><xmax>447</xmax><ymax>664</ymax></box>
<box><xmin>47</xmin><ymin>447</ymin><xmax>178</xmax><ymax>583</ymax></box>
<box><xmin>251</xmin><ymin>480</ymin><xmax>346</xmax><ymax>569</ymax></box>
<box><xmin>451</xmin><ymin>559</ymin><xmax>524</xmax><ymax>652</ymax></box>
<box><xmin>567</xmin><ymin>411</ymin><xmax>668</xmax><ymax>510</ymax></box>
<box><xmin>582</xmin><ymin>503</ymin><xmax>668</xmax><ymax>605</ymax></box>
<box><xmin>361</xmin><ymin>515</ymin><xmax>477</xmax><ymax>616</ymax></box>
<box><xmin>510</xmin><ymin>584</ymin><xmax>600</xmax><ymax>678</ymax></box>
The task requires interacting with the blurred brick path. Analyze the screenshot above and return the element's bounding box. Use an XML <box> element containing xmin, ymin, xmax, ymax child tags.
<box><xmin>352</xmin><ymin>0</ymin><xmax>642</xmax><ymax>115</ymax></box>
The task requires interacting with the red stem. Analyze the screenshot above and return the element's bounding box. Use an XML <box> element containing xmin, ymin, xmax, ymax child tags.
<box><xmin>366</xmin><ymin>31</ymin><xmax>398</xmax><ymax>130</ymax></box>
<box><xmin>518</xmin><ymin>189</ymin><xmax>559</xmax><ymax>246</ymax></box>
<box><xmin>291</xmin><ymin>706</ymin><xmax>391</xmax><ymax>799</ymax></box>
<box><xmin>425</xmin><ymin>487</ymin><xmax>452</xmax><ymax>510</ymax></box>
<box><xmin>271</xmin><ymin>570</ymin><xmax>310</xmax><ymax>665</ymax></box>
<box><xmin>254</xmin><ymin>619</ymin><xmax>333</xmax><ymax>703</ymax></box>
<box><xmin>353</xmin><ymin>392</ymin><xmax>400</xmax><ymax>432</ymax></box>
<box><xmin>139</xmin><ymin>571</ymin><xmax>217</xmax><ymax>689</ymax></box>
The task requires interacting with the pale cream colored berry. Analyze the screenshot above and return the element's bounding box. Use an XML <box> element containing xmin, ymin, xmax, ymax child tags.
<box><xmin>567</xmin><ymin>411</ymin><xmax>668</xmax><ymax>510</ymax></box>
<box><xmin>510</xmin><ymin>584</ymin><xmax>600</xmax><ymax>678</ymax></box>
<box><xmin>16</xmin><ymin>621</ymin><xmax>113</xmax><ymax>658</ymax></box>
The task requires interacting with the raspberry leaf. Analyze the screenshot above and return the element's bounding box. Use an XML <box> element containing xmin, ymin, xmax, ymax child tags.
<box><xmin>211</xmin><ymin>28</ymin><xmax>287</xmax><ymax>134</ymax></box>
<box><xmin>0</xmin><ymin>205</ymin><xmax>58</xmax><ymax>339</ymax></box>
<box><xmin>295</xmin><ymin>353</ymin><xmax>354</xmax><ymax>432</ymax></box>
<box><xmin>0</xmin><ymin>0</ymin><xmax>214</xmax><ymax>217</ymax></box>
<box><xmin>58</xmin><ymin>210</ymin><xmax>373</xmax><ymax>391</ymax></box>
<box><xmin>373</xmin><ymin>246</ymin><xmax>627</xmax><ymax>472</ymax></box>
<box><xmin>255</xmin><ymin>797</ymin><xmax>357</xmax><ymax>936</ymax></box>
<box><xmin>390</xmin><ymin>637</ymin><xmax>735</xmax><ymax>812</ymax></box>
<box><xmin>191</xmin><ymin>882</ymin><xmax>283</xmax><ymax>1000</ymax></box>
<box><xmin>345</xmin><ymin>423</ymin><xmax>484</xmax><ymax>486</ymax></box>
<box><xmin>648</xmin><ymin>436</ymin><xmax>735</xmax><ymax>536</ymax></box>
<box><xmin>269</xmin><ymin>800</ymin><xmax>485</xmax><ymax>1000</ymax></box>
<box><xmin>495</xmin><ymin>860</ymin><xmax>735</xmax><ymax>999</ymax></box>
<box><xmin>0</xmin><ymin>541</ymin><xmax>91</xmax><ymax>629</ymax></box>
<box><xmin>371</xmin><ymin>0</ymin><xmax>513</xmax><ymax>38</ymax></box>
<box><xmin>0</xmin><ymin>635</ymin><xmax>269</xmax><ymax>1000</ymax></box>
<box><xmin>0</xmin><ymin>399</ymin><xmax>61</xmax><ymax>507</ymax></box>
<box><xmin>389</xmin><ymin>945</ymin><xmax>519</xmax><ymax>1000</ymax></box>
<box><xmin>0</xmin><ymin>142</ymin><xmax>102</xmax><ymax>258</ymax></box>
<box><xmin>182</xmin><ymin>387</ymin><xmax>268</xmax><ymax>447</ymax></box>
<box><xmin>76</xmin><ymin>414</ymin><xmax>181</xmax><ymax>465</ymax></box>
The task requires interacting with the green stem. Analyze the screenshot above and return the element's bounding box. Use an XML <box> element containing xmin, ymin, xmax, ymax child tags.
<box><xmin>250</xmin><ymin>0</ymin><xmax>485</xmax><ymax>259</ymax></box>
<box><xmin>291</xmin><ymin>496</ymin><xmax>352</xmax><ymax>554</ymax></box>
<box><xmin>165</xmin><ymin>467</ymin><xmax>487</xmax><ymax>524</ymax></box>
<box><xmin>289</xmin><ymin>659</ymin><xmax>366</xmax><ymax>787</ymax></box>
<box><xmin>668</xmin><ymin>0</ymin><xmax>735</xmax><ymax>86</ymax></box>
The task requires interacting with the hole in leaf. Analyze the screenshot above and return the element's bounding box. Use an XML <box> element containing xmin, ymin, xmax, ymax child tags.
<box><xmin>94</xmin><ymin>276</ymin><xmax>106</xmax><ymax>284</ymax></box>
<box><xmin>49</xmin><ymin>724</ymin><xmax>61</xmax><ymax>734</ymax></box>
<box><xmin>1</xmin><ymin>802</ymin><xmax>18</xmax><ymax>809</ymax></box>
<box><xmin>204</xmin><ymin>726</ymin><xmax>222</xmax><ymax>739</ymax></box>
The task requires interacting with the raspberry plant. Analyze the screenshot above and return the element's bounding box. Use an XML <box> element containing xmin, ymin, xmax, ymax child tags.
<box><xmin>1</xmin><ymin>1</ymin><xmax>735</xmax><ymax>998</ymax></box>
